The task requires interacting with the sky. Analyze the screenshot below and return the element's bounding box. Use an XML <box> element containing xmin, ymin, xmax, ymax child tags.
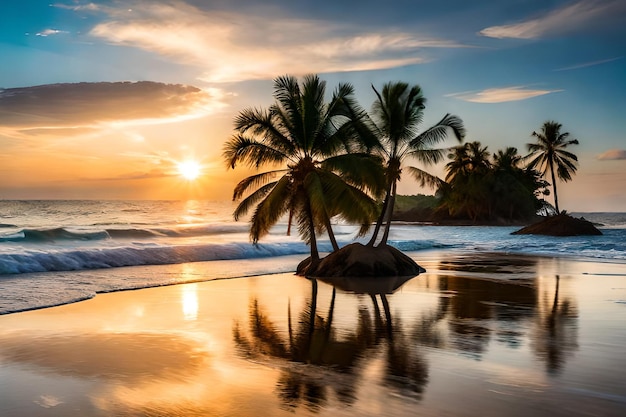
<box><xmin>1</xmin><ymin>0</ymin><xmax>625</xmax><ymax>211</ymax></box>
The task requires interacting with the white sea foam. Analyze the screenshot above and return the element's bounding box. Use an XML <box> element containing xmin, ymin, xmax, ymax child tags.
<box><xmin>1</xmin><ymin>200</ymin><xmax>625</xmax><ymax>314</ymax></box>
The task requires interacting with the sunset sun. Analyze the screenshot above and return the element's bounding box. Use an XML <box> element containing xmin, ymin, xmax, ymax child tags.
<box><xmin>177</xmin><ymin>160</ymin><xmax>201</xmax><ymax>180</ymax></box>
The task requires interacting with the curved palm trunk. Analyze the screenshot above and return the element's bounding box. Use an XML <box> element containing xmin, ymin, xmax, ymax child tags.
<box><xmin>306</xmin><ymin>202</ymin><xmax>320</xmax><ymax>262</ymax></box>
<box><xmin>367</xmin><ymin>196</ymin><xmax>389</xmax><ymax>247</ymax></box>
<box><xmin>323</xmin><ymin>215</ymin><xmax>340</xmax><ymax>252</ymax></box>
<box><xmin>549</xmin><ymin>160</ymin><xmax>560</xmax><ymax>214</ymax></box>
<box><xmin>367</xmin><ymin>180</ymin><xmax>393</xmax><ymax>247</ymax></box>
<box><xmin>379</xmin><ymin>181</ymin><xmax>397</xmax><ymax>247</ymax></box>
<box><xmin>286</xmin><ymin>206</ymin><xmax>294</xmax><ymax>236</ymax></box>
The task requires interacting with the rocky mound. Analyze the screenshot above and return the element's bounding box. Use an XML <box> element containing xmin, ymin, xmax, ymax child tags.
<box><xmin>512</xmin><ymin>213</ymin><xmax>602</xmax><ymax>236</ymax></box>
<box><xmin>297</xmin><ymin>243</ymin><xmax>426</xmax><ymax>278</ymax></box>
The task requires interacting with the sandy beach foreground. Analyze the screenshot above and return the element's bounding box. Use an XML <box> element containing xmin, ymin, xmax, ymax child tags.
<box><xmin>1</xmin><ymin>250</ymin><xmax>625</xmax><ymax>417</ymax></box>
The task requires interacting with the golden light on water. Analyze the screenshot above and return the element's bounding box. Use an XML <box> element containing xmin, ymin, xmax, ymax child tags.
<box><xmin>182</xmin><ymin>283</ymin><xmax>199</xmax><ymax>321</ymax></box>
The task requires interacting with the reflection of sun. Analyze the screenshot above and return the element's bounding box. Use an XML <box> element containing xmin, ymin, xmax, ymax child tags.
<box><xmin>177</xmin><ymin>160</ymin><xmax>201</xmax><ymax>180</ymax></box>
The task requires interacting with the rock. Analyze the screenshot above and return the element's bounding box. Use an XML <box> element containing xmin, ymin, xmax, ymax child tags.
<box><xmin>297</xmin><ymin>243</ymin><xmax>425</xmax><ymax>277</ymax></box>
<box><xmin>511</xmin><ymin>213</ymin><xmax>602</xmax><ymax>236</ymax></box>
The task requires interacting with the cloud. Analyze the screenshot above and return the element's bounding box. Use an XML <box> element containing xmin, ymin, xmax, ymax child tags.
<box><xmin>93</xmin><ymin>168</ymin><xmax>175</xmax><ymax>181</ymax></box>
<box><xmin>597</xmin><ymin>149</ymin><xmax>626</xmax><ymax>160</ymax></box>
<box><xmin>447</xmin><ymin>86</ymin><xmax>563</xmax><ymax>103</ymax></box>
<box><xmin>36</xmin><ymin>29</ymin><xmax>68</xmax><ymax>37</ymax></box>
<box><xmin>72</xmin><ymin>0</ymin><xmax>464</xmax><ymax>82</ymax></box>
<box><xmin>0</xmin><ymin>81</ymin><xmax>224</xmax><ymax>135</ymax></box>
<box><xmin>479</xmin><ymin>0</ymin><xmax>626</xmax><ymax>39</ymax></box>
<box><xmin>554</xmin><ymin>56</ymin><xmax>622</xmax><ymax>71</ymax></box>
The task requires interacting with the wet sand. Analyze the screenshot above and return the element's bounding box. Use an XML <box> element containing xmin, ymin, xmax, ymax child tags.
<box><xmin>1</xmin><ymin>251</ymin><xmax>625</xmax><ymax>416</ymax></box>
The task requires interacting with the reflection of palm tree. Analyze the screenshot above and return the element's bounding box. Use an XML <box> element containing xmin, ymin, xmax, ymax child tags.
<box><xmin>233</xmin><ymin>276</ymin><xmax>431</xmax><ymax>410</ymax></box>
<box><xmin>233</xmin><ymin>279</ymin><xmax>369</xmax><ymax>410</ymax></box>
<box><xmin>531</xmin><ymin>275</ymin><xmax>579</xmax><ymax>375</ymax></box>
<box><xmin>525</xmin><ymin>121</ymin><xmax>579</xmax><ymax>214</ymax></box>
<box><xmin>385</xmin><ymin>316</ymin><xmax>429</xmax><ymax>399</ymax></box>
<box><xmin>223</xmin><ymin>75</ymin><xmax>384</xmax><ymax>263</ymax></box>
<box><xmin>437</xmin><ymin>273</ymin><xmax>538</xmax><ymax>358</ymax></box>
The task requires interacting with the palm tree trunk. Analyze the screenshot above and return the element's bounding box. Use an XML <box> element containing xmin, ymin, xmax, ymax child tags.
<box><xmin>307</xmin><ymin>202</ymin><xmax>320</xmax><ymax>261</ymax></box>
<box><xmin>286</xmin><ymin>206</ymin><xmax>294</xmax><ymax>236</ymax></box>
<box><xmin>323</xmin><ymin>215</ymin><xmax>340</xmax><ymax>252</ymax></box>
<box><xmin>379</xmin><ymin>181</ymin><xmax>397</xmax><ymax>246</ymax></box>
<box><xmin>549</xmin><ymin>160</ymin><xmax>560</xmax><ymax>214</ymax></box>
<box><xmin>367</xmin><ymin>187</ymin><xmax>391</xmax><ymax>247</ymax></box>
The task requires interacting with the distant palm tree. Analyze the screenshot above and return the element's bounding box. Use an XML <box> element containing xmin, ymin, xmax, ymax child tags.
<box><xmin>442</xmin><ymin>141</ymin><xmax>491</xmax><ymax>220</ymax></box>
<box><xmin>493</xmin><ymin>147</ymin><xmax>522</xmax><ymax>171</ymax></box>
<box><xmin>444</xmin><ymin>141</ymin><xmax>491</xmax><ymax>182</ymax></box>
<box><xmin>525</xmin><ymin>121</ymin><xmax>579</xmax><ymax>214</ymax></box>
<box><xmin>223</xmin><ymin>75</ymin><xmax>384</xmax><ymax>263</ymax></box>
<box><xmin>364</xmin><ymin>82</ymin><xmax>465</xmax><ymax>246</ymax></box>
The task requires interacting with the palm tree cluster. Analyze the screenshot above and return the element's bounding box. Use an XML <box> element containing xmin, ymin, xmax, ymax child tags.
<box><xmin>436</xmin><ymin>142</ymin><xmax>549</xmax><ymax>222</ymax></box>
<box><xmin>224</xmin><ymin>75</ymin><xmax>464</xmax><ymax>262</ymax></box>
<box><xmin>223</xmin><ymin>75</ymin><xmax>386</xmax><ymax>264</ymax></box>
<box><xmin>224</xmin><ymin>74</ymin><xmax>580</xmax><ymax>260</ymax></box>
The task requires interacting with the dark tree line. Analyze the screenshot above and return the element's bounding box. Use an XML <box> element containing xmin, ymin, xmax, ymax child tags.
<box><xmin>434</xmin><ymin>142</ymin><xmax>551</xmax><ymax>222</ymax></box>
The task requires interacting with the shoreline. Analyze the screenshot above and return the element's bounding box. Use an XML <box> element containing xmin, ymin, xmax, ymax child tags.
<box><xmin>1</xmin><ymin>250</ymin><xmax>625</xmax><ymax>416</ymax></box>
<box><xmin>2</xmin><ymin>249</ymin><xmax>625</xmax><ymax>316</ymax></box>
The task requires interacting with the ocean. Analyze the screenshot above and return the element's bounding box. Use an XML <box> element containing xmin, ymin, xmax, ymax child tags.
<box><xmin>1</xmin><ymin>200</ymin><xmax>625</xmax><ymax>315</ymax></box>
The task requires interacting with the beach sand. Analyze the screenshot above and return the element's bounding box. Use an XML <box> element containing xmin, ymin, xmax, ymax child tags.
<box><xmin>1</xmin><ymin>250</ymin><xmax>625</xmax><ymax>416</ymax></box>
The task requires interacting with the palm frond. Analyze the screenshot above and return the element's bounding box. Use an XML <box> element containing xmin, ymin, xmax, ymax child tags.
<box><xmin>273</xmin><ymin>75</ymin><xmax>305</xmax><ymax>150</ymax></box>
<box><xmin>556</xmin><ymin>149</ymin><xmax>578</xmax><ymax>162</ymax></box>
<box><xmin>405</xmin><ymin>166</ymin><xmax>444</xmax><ymax>189</ymax></box>
<box><xmin>249</xmin><ymin>175</ymin><xmax>292</xmax><ymax>243</ymax></box>
<box><xmin>301</xmin><ymin>74</ymin><xmax>326</xmax><ymax>153</ymax></box>
<box><xmin>234</xmin><ymin>181</ymin><xmax>279</xmax><ymax>221</ymax></box>
<box><xmin>233</xmin><ymin>169</ymin><xmax>289</xmax><ymax>200</ymax></box>
<box><xmin>320</xmin><ymin>153</ymin><xmax>385</xmax><ymax>196</ymax></box>
<box><xmin>411</xmin><ymin>114</ymin><xmax>465</xmax><ymax>149</ymax></box>
<box><xmin>314</xmin><ymin>170</ymin><xmax>379</xmax><ymax>235</ymax></box>
<box><xmin>303</xmin><ymin>171</ymin><xmax>330</xmax><ymax>225</ymax></box>
<box><xmin>407</xmin><ymin>148</ymin><xmax>447</xmax><ymax>166</ymax></box>
<box><xmin>223</xmin><ymin>134</ymin><xmax>289</xmax><ymax>169</ymax></box>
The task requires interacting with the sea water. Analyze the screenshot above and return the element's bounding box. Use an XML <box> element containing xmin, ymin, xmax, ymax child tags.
<box><xmin>1</xmin><ymin>200</ymin><xmax>625</xmax><ymax>314</ymax></box>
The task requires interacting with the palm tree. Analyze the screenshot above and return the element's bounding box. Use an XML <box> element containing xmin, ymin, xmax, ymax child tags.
<box><xmin>525</xmin><ymin>121</ymin><xmax>579</xmax><ymax>214</ymax></box>
<box><xmin>223</xmin><ymin>75</ymin><xmax>384</xmax><ymax>263</ymax></box>
<box><xmin>491</xmin><ymin>147</ymin><xmax>535</xmax><ymax>220</ymax></box>
<box><xmin>441</xmin><ymin>141</ymin><xmax>490</xmax><ymax>221</ymax></box>
<box><xmin>365</xmin><ymin>82</ymin><xmax>465</xmax><ymax>247</ymax></box>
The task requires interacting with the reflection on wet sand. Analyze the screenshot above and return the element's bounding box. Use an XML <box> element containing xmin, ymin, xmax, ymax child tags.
<box><xmin>233</xmin><ymin>259</ymin><xmax>584</xmax><ymax>413</ymax></box>
<box><xmin>233</xmin><ymin>275</ymin><xmax>432</xmax><ymax>411</ymax></box>
<box><xmin>0</xmin><ymin>332</ymin><xmax>207</xmax><ymax>383</ymax></box>
<box><xmin>3</xmin><ymin>253</ymin><xmax>622</xmax><ymax>417</ymax></box>
<box><xmin>531</xmin><ymin>275</ymin><xmax>579</xmax><ymax>375</ymax></box>
<box><xmin>438</xmin><ymin>272</ymin><xmax>537</xmax><ymax>358</ymax></box>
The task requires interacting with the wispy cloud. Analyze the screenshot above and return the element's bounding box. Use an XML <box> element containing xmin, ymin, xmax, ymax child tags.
<box><xmin>479</xmin><ymin>0</ymin><xmax>626</xmax><ymax>39</ymax></box>
<box><xmin>0</xmin><ymin>81</ymin><xmax>226</xmax><ymax>136</ymax></box>
<box><xmin>91</xmin><ymin>168</ymin><xmax>175</xmax><ymax>181</ymax></box>
<box><xmin>64</xmin><ymin>0</ymin><xmax>464</xmax><ymax>83</ymax></box>
<box><xmin>597</xmin><ymin>149</ymin><xmax>626</xmax><ymax>160</ymax></box>
<box><xmin>447</xmin><ymin>86</ymin><xmax>563</xmax><ymax>103</ymax></box>
<box><xmin>35</xmin><ymin>28</ymin><xmax>68</xmax><ymax>37</ymax></box>
<box><xmin>555</xmin><ymin>56</ymin><xmax>622</xmax><ymax>71</ymax></box>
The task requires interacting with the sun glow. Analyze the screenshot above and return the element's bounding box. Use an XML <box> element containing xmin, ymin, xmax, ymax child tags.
<box><xmin>177</xmin><ymin>160</ymin><xmax>202</xmax><ymax>180</ymax></box>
